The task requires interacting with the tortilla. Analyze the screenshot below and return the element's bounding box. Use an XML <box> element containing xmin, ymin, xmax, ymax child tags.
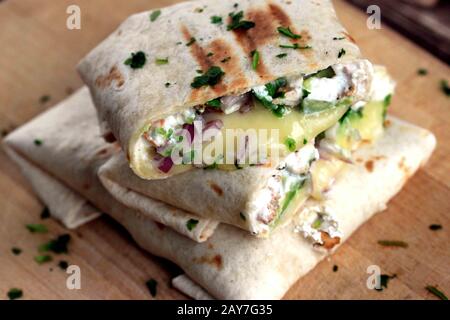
<box><xmin>3</xmin><ymin>90</ymin><xmax>436</xmax><ymax>298</ymax></box>
<box><xmin>2</xmin><ymin>87</ymin><xmax>218</xmax><ymax>242</ymax></box>
<box><xmin>77</xmin><ymin>0</ymin><xmax>363</xmax><ymax>180</ymax></box>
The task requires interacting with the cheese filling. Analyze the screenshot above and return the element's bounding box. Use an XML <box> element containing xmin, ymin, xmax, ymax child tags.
<box><xmin>139</xmin><ymin>60</ymin><xmax>374</xmax><ymax>175</ymax></box>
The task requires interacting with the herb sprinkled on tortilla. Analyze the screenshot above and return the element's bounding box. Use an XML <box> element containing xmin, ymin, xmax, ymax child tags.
<box><xmin>277</xmin><ymin>26</ymin><xmax>301</xmax><ymax>39</ymax></box>
<box><xmin>276</xmin><ymin>53</ymin><xmax>288</xmax><ymax>58</ymax></box>
<box><xmin>150</xmin><ymin>10</ymin><xmax>161</xmax><ymax>22</ymax></box>
<box><xmin>191</xmin><ymin>66</ymin><xmax>225</xmax><ymax>88</ymax></box>
<box><xmin>251</xmin><ymin>50</ymin><xmax>260</xmax><ymax>70</ymax></box>
<box><xmin>186</xmin><ymin>37</ymin><xmax>196</xmax><ymax>46</ymax></box>
<box><xmin>124</xmin><ymin>51</ymin><xmax>146</xmax><ymax>69</ymax></box>
<box><xmin>338</xmin><ymin>48</ymin><xmax>346</xmax><ymax>58</ymax></box>
<box><xmin>211</xmin><ymin>16</ymin><xmax>223</xmax><ymax>24</ymax></box>
<box><xmin>227</xmin><ymin>11</ymin><xmax>255</xmax><ymax>31</ymax></box>
<box><xmin>186</xmin><ymin>219</ymin><xmax>199</xmax><ymax>231</ymax></box>
<box><xmin>26</xmin><ymin>223</ymin><xmax>48</xmax><ymax>233</ymax></box>
<box><xmin>39</xmin><ymin>234</ymin><xmax>71</xmax><ymax>254</ymax></box>
<box><xmin>279</xmin><ymin>43</ymin><xmax>311</xmax><ymax>50</ymax></box>
<box><xmin>155</xmin><ymin>58</ymin><xmax>169</xmax><ymax>65</ymax></box>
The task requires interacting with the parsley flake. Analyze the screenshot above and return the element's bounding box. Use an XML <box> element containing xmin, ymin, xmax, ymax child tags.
<box><xmin>333</xmin><ymin>36</ymin><xmax>345</xmax><ymax>40</ymax></box>
<box><xmin>285</xmin><ymin>137</ymin><xmax>296</xmax><ymax>152</ymax></box>
<box><xmin>124</xmin><ymin>51</ymin><xmax>146</xmax><ymax>69</ymax></box>
<box><xmin>239</xmin><ymin>212</ymin><xmax>246</xmax><ymax>221</ymax></box>
<box><xmin>277</xmin><ymin>26</ymin><xmax>301</xmax><ymax>39</ymax></box>
<box><xmin>34</xmin><ymin>254</ymin><xmax>52</xmax><ymax>264</ymax></box>
<box><xmin>7</xmin><ymin>288</ymin><xmax>23</xmax><ymax>300</ymax></box>
<box><xmin>34</xmin><ymin>139</ymin><xmax>43</xmax><ymax>146</ymax></box>
<box><xmin>440</xmin><ymin>79</ymin><xmax>450</xmax><ymax>96</ymax></box>
<box><xmin>191</xmin><ymin>66</ymin><xmax>225</xmax><ymax>88</ymax></box>
<box><xmin>146</xmin><ymin>279</ymin><xmax>158</xmax><ymax>297</ymax></box>
<box><xmin>417</xmin><ymin>68</ymin><xmax>428</xmax><ymax>76</ymax></box>
<box><xmin>186</xmin><ymin>219</ymin><xmax>199</xmax><ymax>231</ymax></box>
<box><xmin>338</xmin><ymin>48</ymin><xmax>346</xmax><ymax>58</ymax></box>
<box><xmin>276</xmin><ymin>53</ymin><xmax>287</xmax><ymax>58</ymax></box>
<box><xmin>211</xmin><ymin>16</ymin><xmax>223</xmax><ymax>24</ymax></box>
<box><xmin>227</xmin><ymin>11</ymin><xmax>255</xmax><ymax>31</ymax></box>
<box><xmin>150</xmin><ymin>10</ymin><xmax>161</xmax><ymax>22</ymax></box>
<box><xmin>39</xmin><ymin>234</ymin><xmax>71</xmax><ymax>254</ymax></box>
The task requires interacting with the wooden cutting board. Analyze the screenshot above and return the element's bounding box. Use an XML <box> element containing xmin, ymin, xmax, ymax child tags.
<box><xmin>0</xmin><ymin>0</ymin><xmax>449</xmax><ymax>300</ymax></box>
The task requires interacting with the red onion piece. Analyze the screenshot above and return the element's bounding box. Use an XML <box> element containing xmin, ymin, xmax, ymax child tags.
<box><xmin>182</xmin><ymin>123</ymin><xmax>195</xmax><ymax>143</ymax></box>
<box><xmin>157</xmin><ymin>156</ymin><xmax>174</xmax><ymax>173</ymax></box>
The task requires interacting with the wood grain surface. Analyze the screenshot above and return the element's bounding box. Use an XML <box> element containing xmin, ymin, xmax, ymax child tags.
<box><xmin>0</xmin><ymin>0</ymin><xmax>449</xmax><ymax>300</ymax></box>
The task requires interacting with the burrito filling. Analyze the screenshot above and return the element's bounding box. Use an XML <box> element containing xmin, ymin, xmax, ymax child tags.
<box><xmin>136</xmin><ymin>60</ymin><xmax>374</xmax><ymax>177</ymax></box>
<box><xmin>245</xmin><ymin>65</ymin><xmax>395</xmax><ymax>236</ymax></box>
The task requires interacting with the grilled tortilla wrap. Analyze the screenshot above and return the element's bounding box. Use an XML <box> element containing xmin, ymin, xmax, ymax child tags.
<box><xmin>98</xmin><ymin>65</ymin><xmax>395</xmax><ymax>237</ymax></box>
<box><xmin>78</xmin><ymin>0</ymin><xmax>374</xmax><ymax>180</ymax></box>
<box><xmin>2</xmin><ymin>87</ymin><xmax>218</xmax><ymax>243</ymax></box>
<box><xmin>5</xmin><ymin>95</ymin><xmax>435</xmax><ymax>298</ymax></box>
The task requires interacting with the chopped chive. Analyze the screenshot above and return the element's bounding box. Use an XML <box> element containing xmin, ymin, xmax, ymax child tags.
<box><xmin>279</xmin><ymin>43</ymin><xmax>311</xmax><ymax>50</ymax></box>
<box><xmin>155</xmin><ymin>58</ymin><xmax>169</xmax><ymax>65</ymax></box>
<box><xmin>285</xmin><ymin>137</ymin><xmax>296</xmax><ymax>152</ymax></box>
<box><xmin>276</xmin><ymin>53</ymin><xmax>287</xmax><ymax>58</ymax></box>
<box><xmin>34</xmin><ymin>255</ymin><xmax>52</xmax><ymax>264</ymax></box>
<box><xmin>186</xmin><ymin>37</ymin><xmax>196</xmax><ymax>46</ymax></box>
<box><xmin>211</xmin><ymin>16</ymin><xmax>223</xmax><ymax>24</ymax></box>
<box><xmin>338</xmin><ymin>48</ymin><xmax>346</xmax><ymax>58</ymax></box>
<box><xmin>26</xmin><ymin>223</ymin><xmax>48</xmax><ymax>234</ymax></box>
<box><xmin>377</xmin><ymin>240</ymin><xmax>408</xmax><ymax>248</ymax></box>
<box><xmin>426</xmin><ymin>285</ymin><xmax>448</xmax><ymax>300</ymax></box>
<box><xmin>251</xmin><ymin>50</ymin><xmax>260</xmax><ymax>70</ymax></box>
<box><xmin>124</xmin><ymin>51</ymin><xmax>146</xmax><ymax>69</ymax></box>
<box><xmin>277</xmin><ymin>26</ymin><xmax>301</xmax><ymax>39</ymax></box>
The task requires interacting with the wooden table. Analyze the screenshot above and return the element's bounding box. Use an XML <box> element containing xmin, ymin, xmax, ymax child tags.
<box><xmin>0</xmin><ymin>0</ymin><xmax>449</xmax><ymax>300</ymax></box>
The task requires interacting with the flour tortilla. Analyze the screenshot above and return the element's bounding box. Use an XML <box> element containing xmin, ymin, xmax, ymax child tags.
<box><xmin>4</xmin><ymin>86</ymin><xmax>435</xmax><ymax>298</ymax></box>
<box><xmin>2</xmin><ymin>87</ymin><xmax>218</xmax><ymax>242</ymax></box>
<box><xmin>77</xmin><ymin>0</ymin><xmax>362</xmax><ymax>180</ymax></box>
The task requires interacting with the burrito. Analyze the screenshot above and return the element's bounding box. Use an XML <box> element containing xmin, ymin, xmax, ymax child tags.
<box><xmin>97</xmin><ymin>64</ymin><xmax>394</xmax><ymax>237</ymax></box>
<box><xmin>2</xmin><ymin>87</ymin><xmax>218</xmax><ymax>243</ymax></box>
<box><xmin>78</xmin><ymin>0</ymin><xmax>377</xmax><ymax>181</ymax></box>
<box><xmin>3</xmin><ymin>92</ymin><xmax>435</xmax><ymax>298</ymax></box>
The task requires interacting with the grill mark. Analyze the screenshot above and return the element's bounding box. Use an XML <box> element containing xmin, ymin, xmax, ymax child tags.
<box><xmin>209</xmin><ymin>181</ymin><xmax>224</xmax><ymax>196</ymax></box>
<box><xmin>193</xmin><ymin>254</ymin><xmax>223</xmax><ymax>270</ymax></box>
<box><xmin>343</xmin><ymin>31</ymin><xmax>356</xmax><ymax>44</ymax></box>
<box><xmin>181</xmin><ymin>26</ymin><xmax>227</xmax><ymax>101</ymax></box>
<box><xmin>95</xmin><ymin>66</ymin><xmax>125</xmax><ymax>89</ymax></box>
<box><xmin>269</xmin><ymin>4</ymin><xmax>313</xmax><ymax>59</ymax></box>
<box><xmin>232</xmin><ymin>9</ymin><xmax>275</xmax><ymax>80</ymax></box>
<box><xmin>208</xmin><ymin>39</ymin><xmax>249</xmax><ymax>93</ymax></box>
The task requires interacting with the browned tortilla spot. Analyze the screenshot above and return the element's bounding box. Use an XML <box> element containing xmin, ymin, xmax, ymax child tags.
<box><xmin>96</xmin><ymin>148</ymin><xmax>109</xmax><ymax>156</ymax></box>
<box><xmin>181</xmin><ymin>26</ymin><xmax>227</xmax><ymax>100</ymax></box>
<box><xmin>365</xmin><ymin>160</ymin><xmax>374</xmax><ymax>172</ymax></box>
<box><xmin>209</xmin><ymin>182</ymin><xmax>224</xmax><ymax>196</ymax></box>
<box><xmin>82</xmin><ymin>182</ymin><xmax>90</xmax><ymax>190</ymax></box>
<box><xmin>95</xmin><ymin>66</ymin><xmax>125</xmax><ymax>89</ymax></box>
<box><xmin>398</xmin><ymin>156</ymin><xmax>411</xmax><ymax>178</ymax></box>
<box><xmin>232</xmin><ymin>8</ymin><xmax>276</xmax><ymax>80</ymax></box>
<box><xmin>320</xmin><ymin>232</ymin><xmax>341</xmax><ymax>250</ymax></box>
<box><xmin>194</xmin><ymin>254</ymin><xmax>223</xmax><ymax>270</ymax></box>
<box><xmin>384</xmin><ymin>119</ymin><xmax>392</xmax><ymax>127</ymax></box>
<box><xmin>207</xmin><ymin>243</ymin><xmax>214</xmax><ymax>249</ymax></box>
<box><xmin>208</xmin><ymin>39</ymin><xmax>249</xmax><ymax>94</ymax></box>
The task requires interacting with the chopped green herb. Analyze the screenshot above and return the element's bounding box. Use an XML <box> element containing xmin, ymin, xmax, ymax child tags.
<box><xmin>34</xmin><ymin>139</ymin><xmax>43</xmax><ymax>146</ymax></box>
<box><xmin>26</xmin><ymin>223</ymin><xmax>48</xmax><ymax>233</ymax></box>
<box><xmin>315</xmin><ymin>66</ymin><xmax>336</xmax><ymax>78</ymax></box>
<box><xmin>146</xmin><ymin>279</ymin><xmax>158</xmax><ymax>297</ymax></box>
<box><xmin>338</xmin><ymin>48</ymin><xmax>346</xmax><ymax>58</ymax></box>
<box><xmin>191</xmin><ymin>66</ymin><xmax>225</xmax><ymax>88</ymax></box>
<box><xmin>417</xmin><ymin>68</ymin><xmax>428</xmax><ymax>76</ymax></box>
<box><xmin>11</xmin><ymin>247</ymin><xmax>22</xmax><ymax>255</ymax></box>
<box><xmin>233</xmin><ymin>3</ymin><xmax>238</xmax><ymax>8</ymax></box>
<box><xmin>303</xmin><ymin>138</ymin><xmax>308</xmax><ymax>145</ymax></box>
<box><xmin>7</xmin><ymin>288</ymin><xmax>22</xmax><ymax>300</ymax></box>
<box><xmin>186</xmin><ymin>37</ymin><xmax>196</xmax><ymax>46</ymax></box>
<box><xmin>58</xmin><ymin>260</ymin><xmax>69</xmax><ymax>270</ymax></box>
<box><xmin>176</xmin><ymin>41</ymin><xmax>182</xmax><ymax>45</ymax></box>
<box><xmin>426</xmin><ymin>285</ymin><xmax>448</xmax><ymax>300</ymax></box>
<box><xmin>206</xmin><ymin>98</ymin><xmax>221</xmax><ymax>108</ymax></box>
<box><xmin>429</xmin><ymin>224</ymin><xmax>442</xmax><ymax>231</ymax></box>
<box><xmin>150</xmin><ymin>10</ymin><xmax>161</xmax><ymax>22</ymax></box>
<box><xmin>239</xmin><ymin>212</ymin><xmax>246</xmax><ymax>221</ymax></box>
<box><xmin>39</xmin><ymin>95</ymin><xmax>51</xmax><ymax>104</ymax></box>
<box><xmin>40</xmin><ymin>207</ymin><xmax>50</xmax><ymax>219</ymax></box>
<box><xmin>39</xmin><ymin>234</ymin><xmax>71</xmax><ymax>254</ymax></box>
<box><xmin>285</xmin><ymin>137</ymin><xmax>296</xmax><ymax>152</ymax></box>
<box><xmin>165</xmin><ymin>82</ymin><xmax>171</xmax><ymax>88</ymax></box>
<box><xmin>333</xmin><ymin>36</ymin><xmax>345</xmax><ymax>40</ymax></box>
<box><xmin>227</xmin><ymin>11</ymin><xmax>255</xmax><ymax>31</ymax></box>
<box><xmin>207</xmin><ymin>52</ymin><xmax>214</xmax><ymax>57</ymax></box>
<box><xmin>186</xmin><ymin>219</ymin><xmax>199</xmax><ymax>231</ymax></box>
<box><xmin>382</xmin><ymin>94</ymin><xmax>392</xmax><ymax>121</ymax></box>
<box><xmin>221</xmin><ymin>56</ymin><xmax>231</xmax><ymax>63</ymax></box>
<box><xmin>124</xmin><ymin>51</ymin><xmax>146</xmax><ymax>69</ymax></box>
<box><xmin>155</xmin><ymin>58</ymin><xmax>169</xmax><ymax>65</ymax></box>
<box><xmin>279</xmin><ymin>43</ymin><xmax>311</xmax><ymax>50</ymax></box>
<box><xmin>277</xmin><ymin>26</ymin><xmax>301</xmax><ymax>39</ymax></box>
<box><xmin>311</xmin><ymin>218</ymin><xmax>323</xmax><ymax>229</ymax></box>
<box><xmin>375</xmin><ymin>274</ymin><xmax>396</xmax><ymax>291</ymax></box>
<box><xmin>196</xmin><ymin>69</ymin><xmax>203</xmax><ymax>74</ymax></box>
<box><xmin>377</xmin><ymin>240</ymin><xmax>408</xmax><ymax>248</ymax></box>
<box><xmin>211</xmin><ymin>16</ymin><xmax>223</xmax><ymax>24</ymax></box>
<box><xmin>251</xmin><ymin>50</ymin><xmax>259</xmax><ymax>70</ymax></box>
<box><xmin>265</xmin><ymin>77</ymin><xmax>287</xmax><ymax>97</ymax></box>
<box><xmin>276</xmin><ymin>53</ymin><xmax>288</xmax><ymax>58</ymax></box>
<box><xmin>440</xmin><ymin>79</ymin><xmax>450</xmax><ymax>96</ymax></box>
<box><xmin>332</xmin><ymin>265</ymin><xmax>338</xmax><ymax>272</ymax></box>
<box><xmin>34</xmin><ymin>254</ymin><xmax>52</xmax><ymax>264</ymax></box>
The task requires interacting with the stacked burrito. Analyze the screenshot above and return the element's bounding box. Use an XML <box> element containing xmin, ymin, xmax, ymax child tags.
<box><xmin>3</xmin><ymin>0</ymin><xmax>436</xmax><ymax>299</ymax></box>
